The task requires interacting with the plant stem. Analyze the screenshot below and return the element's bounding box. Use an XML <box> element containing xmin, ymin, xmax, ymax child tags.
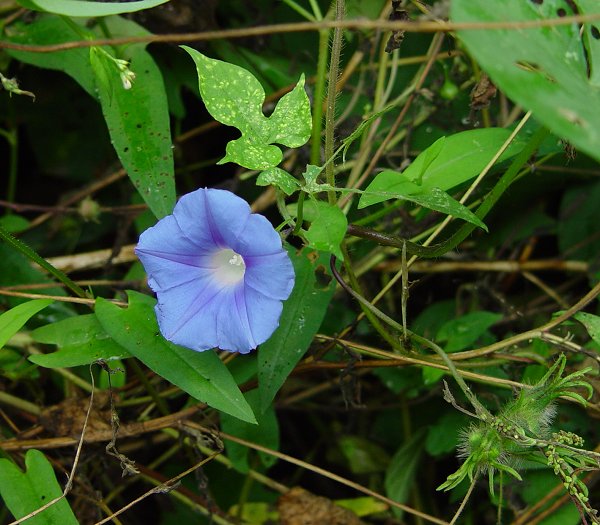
<box><xmin>310</xmin><ymin>29</ymin><xmax>330</xmax><ymax>165</ymax></box>
<box><xmin>3</xmin><ymin>125</ymin><xmax>17</xmax><ymax>213</ymax></box>
<box><xmin>339</xmin><ymin>245</ymin><xmax>403</xmax><ymax>352</ymax></box>
<box><xmin>330</xmin><ymin>255</ymin><xmax>489</xmax><ymax>417</ymax></box>
<box><xmin>324</xmin><ymin>0</ymin><xmax>344</xmax><ymax>205</ymax></box>
<box><xmin>128</xmin><ymin>359</ymin><xmax>170</xmax><ymax>417</ymax></box>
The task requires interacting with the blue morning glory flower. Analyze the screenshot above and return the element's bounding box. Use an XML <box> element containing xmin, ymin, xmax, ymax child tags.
<box><xmin>135</xmin><ymin>188</ymin><xmax>295</xmax><ymax>354</ymax></box>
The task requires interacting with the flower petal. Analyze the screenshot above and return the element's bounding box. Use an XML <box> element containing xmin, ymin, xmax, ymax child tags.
<box><xmin>154</xmin><ymin>275</ymin><xmax>224</xmax><ymax>351</ymax></box>
<box><xmin>135</xmin><ymin>216</ymin><xmax>218</xmax><ymax>292</ymax></box>
<box><xmin>232</xmin><ymin>214</ymin><xmax>285</xmax><ymax>257</ymax></box>
<box><xmin>136</xmin><ymin>215</ymin><xmax>211</xmax><ymax>259</ymax></box>
<box><xmin>173</xmin><ymin>188</ymin><xmax>250</xmax><ymax>249</ymax></box>
<box><xmin>136</xmin><ymin>187</ymin><xmax>295</xmax><ymax>354</ymax></box>
<box><xmin>216</xmin><ymin>286</ymin><xmax>257</xmax><ymax>353</ymax></box>
<box><xmin>243</xmin><ymin>285</ymin><xmax>284</xmax><ymax>345</ymax></box>
<box><xmin>244</xmin><ymin>251</ymin><xmax>295</xmax><ymax>300</ymax></box>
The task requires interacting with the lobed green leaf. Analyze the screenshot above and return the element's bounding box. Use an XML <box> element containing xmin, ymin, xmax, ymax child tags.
<box><xmin>0</xmin><ymin>449</ymin><xmax>78</xmax><ymax>525</ymax></box>
<box><xmin>182</xmin><ymin>47</ymin><xmax>312</xmax><ymax>170</ymax></box>
<box><xmin>256</xmin><ymin>167</ymin><xmax>300</xmax><ymax>196</ymax></box>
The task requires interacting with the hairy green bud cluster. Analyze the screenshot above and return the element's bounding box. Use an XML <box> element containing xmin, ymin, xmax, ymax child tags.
<box><xmin>439</xmin><ymin>355</ymin><xmax>600</xmax><ymax>522</ymax></box>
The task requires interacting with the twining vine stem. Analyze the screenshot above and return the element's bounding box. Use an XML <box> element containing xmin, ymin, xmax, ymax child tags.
<box><xmin>2</xmin><ymin>14</ymin><xmax>600</xmax><ymax>52</ymax></box>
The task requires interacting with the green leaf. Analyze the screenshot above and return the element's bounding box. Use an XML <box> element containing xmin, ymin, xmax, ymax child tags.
<box><xmin>452</xmin><ymin>0</ymin><xmax>600</xmax><ymax>162</ymax></box>
<box><xmin>0</xmin><ymin>299</ymin><xmax>53</xmax><ymax>350</ymax></box>
<box><xmin>521</xmin><ymin>471</ymin><xmax>580</xmax><ymax>525</ymax></box>
<box><xmin>301</xmin><ymin>164</ymin><xmax>328</xmax><ymax>193</ymax></box>
<box><xmin>94</xmin><ymin>17</ymin><xmax>175</xmax><ymax>219</ymax></box>
<box><xmin>436</xmin><ymin>311</ymin><xmax>502</xmax><ymax>353</ymax></box>
<box><xmin>573</xmin><ymin>312</ymin><xmax>600</xmax><ymax>347</ymax></box>
<box><xmin>335</xmin><ymin>497</ymin><xmax>388</xmax><ymax>518</ymax></box>
<box><xmin>0</xmin><ymin>347</ymin><xmax>39</xmax><ymax>381</ymax></box>
<box><xmin>30</xmin><ymin>314</ymin><xmax>131</xmax><ymax>368</ymax></box>
<box><xmin>258</xmin><ymin>248</ymin><xmax>336</xmax><ymax>412</ymax></box>
<box><xmin>341</xmin><ymin>102</ymin><xmax>398</xmax><ymax>162</ymax></box>
<box><xmin>95</xmin><ymin>291</ymin><xmax>255</xmax><ymax>423</ymax></box>
<box><xmin>360</xmin><ymin>128</ymin><xmax>522</xmax><ymax>208</ymax></box>
<box><xmin>577</xmin><ymin>0</ymin><xmax>600</xmax><ymax>87</ymax></box>
<box><xmin>182</xmin><ymin>47</ymin><xmax>312</xmax><ymax>170</ymax></box>
<box><xmin>384</xmin><ymin>430</ymin><xmax>426</xmax><ymax>519</ymax></box>
<box><xmin>89</xmin><ymin>47</ymin><xmax>113</xmax><ymax>98</ymax></box>
<box><xmin>0</xmin><ymin>214</ymin><xmax>30</xmax><ymax>234</ymax></box>
<box><xmin>358</xmin><ymin>170</ymin><xmax>487</xmax><ymax>229</ymax></box>
<box><xmin>6</xmin><ymin>17</ymin><xmax>96</xmax><ymax>95</ymax></box>
<box><xmin>414</xmin><ymin>136</ymin><xmax>446</xmax><ymax>185</ymax></box>
<box><xmin>6</xmin><ymin>16</ymin><xmax>175</xmax><ymax>219</ymax></box>
<box><xmin>227</xmin><ymin>502</ymin><xmax>278</xmax><ymax>524</ymax></box>
<box><xmin>98</xmin><ymin>358</ymin><xmax>126</xmax><ymax>389</ymax></box>
<box><xmin>422</xmin><ymin>367</ymin><xmax>446</xmax><ymax>386</ymax></box>
<box><xmin>220</xmin><ymin>390</ymin><xmax>279</xmax><ymax>473</ymax></box>
<box><xmin>558</xmin><ymin>181</ymin><xmax>600</xmax><ymax>260</ymax></box>
<box><xmin>300</xmin><ymin>200</ymin><xmax>348</xmax><ymax>259</ymax></box>
<box><xmin>17</xmin><ymin>0</ymin><xmax>169</xmax><ymax>16</ymax></box>
<box><xmin>0</xmin><ymin>449</ymin><xmax>78</xmax><ymax>525</ymax></box>
<box><xmin>256</xmin><ymin>167</ymin><xmax>300</xmax><ymax>196</ymax></box>
<box><xmin>425</xmin><ymin>411</ymin><xmax>469</xmax><ymax>457</ymax></box>
<box><xmin>360</xmin><ymin>180</ymin><xmax>487</xmax><ymax>230</ymax></box>
<box><xmin>338</xmin><ymin>435</ymin><xmax>391</xmax><ymax>474</ymax></box>
<box><xmin>0</xmin><ymin>245</ymin><xmax>68</xmax><ymax>311</ymax></box>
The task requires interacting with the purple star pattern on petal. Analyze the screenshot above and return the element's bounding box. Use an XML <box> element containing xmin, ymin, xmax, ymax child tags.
<box><xmin>135</xmin><ymin>188</ymin><xmax>295</xmax><ymax>353</ymax></box>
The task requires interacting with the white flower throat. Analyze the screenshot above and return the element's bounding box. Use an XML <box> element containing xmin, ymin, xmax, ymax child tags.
<box><xmin>212</xmin><ymin>248</ymin><xmax>246</xmax><ymax>284</ymax></box>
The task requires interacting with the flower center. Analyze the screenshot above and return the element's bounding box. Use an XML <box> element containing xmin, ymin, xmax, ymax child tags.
<box><xmin>211</xmin><ymin>248</ymin><xmax>246</xmax><ymax>285</ymax></box>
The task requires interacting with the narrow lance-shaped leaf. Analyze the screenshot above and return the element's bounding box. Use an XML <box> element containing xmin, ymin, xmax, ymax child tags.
<box><xmin>93</xmin><ymin>17</ymin><xmax>175</xmax><ymax>219</ymax></box>
<box><xmin>182</xmin><ymin>47</ymin><xmax>312</xmax><ymax>170</ymax></box>
<box><xmin>259</xmin><ymin>248</ymin><xmax>336</xmax><ymax>412</ymax></box>
<box><xmin>385</xmin><ymin>430</ymin><xmax>427</xmax><ymax>520</ymax></box>
<box><xmin>95</xmin><ymin>291</ymin><xmax>256</xmax><ymax>423</ymax></box>
<box><xmin>6</xmin><ymin>16</ymin><xmax>176</xmax><ymax>219</ymax></box>
<box><xmin>30</xmin><ymin>314</ymin><xmax>131</xmax><ymax>368</ymax></box>
<box><xmin>360</xmin><ymin>128</ymin><xmax>523</xmax><ymax>208</ymax></box>
<box><xmin>0</xmin><ymin>299</ymin><xmax>53</xmax><ymax>350</ymax></box>
<box><xmin>16</xmin><ymin>0</ymin><xmax>169</xmax><ymax>16</ymax></box>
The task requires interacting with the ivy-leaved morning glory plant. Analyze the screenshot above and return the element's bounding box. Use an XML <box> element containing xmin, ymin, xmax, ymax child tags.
<box><xmin>135</xmin><ymin>188</ymin><xmax>295</xmax><ymax>353</ymax></box>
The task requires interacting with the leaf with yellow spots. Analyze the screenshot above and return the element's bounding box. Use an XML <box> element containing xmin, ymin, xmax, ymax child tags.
<box><xmin>182</xmin><ymin>47</ymin><xmax>312</xmax><ymax>170</ymax></box>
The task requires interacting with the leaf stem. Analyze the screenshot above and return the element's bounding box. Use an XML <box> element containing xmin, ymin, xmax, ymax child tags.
<box><xmin>292</xmin><ymin>191</ymin><xmax>305</xmax><ymax>235</ymax></box>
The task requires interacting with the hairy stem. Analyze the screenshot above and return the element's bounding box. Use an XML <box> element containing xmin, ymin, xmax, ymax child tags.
<box><xmin>324</xmin><ymin>0</ymin><xmax>344</xmax><ymax>204</ymax></box>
